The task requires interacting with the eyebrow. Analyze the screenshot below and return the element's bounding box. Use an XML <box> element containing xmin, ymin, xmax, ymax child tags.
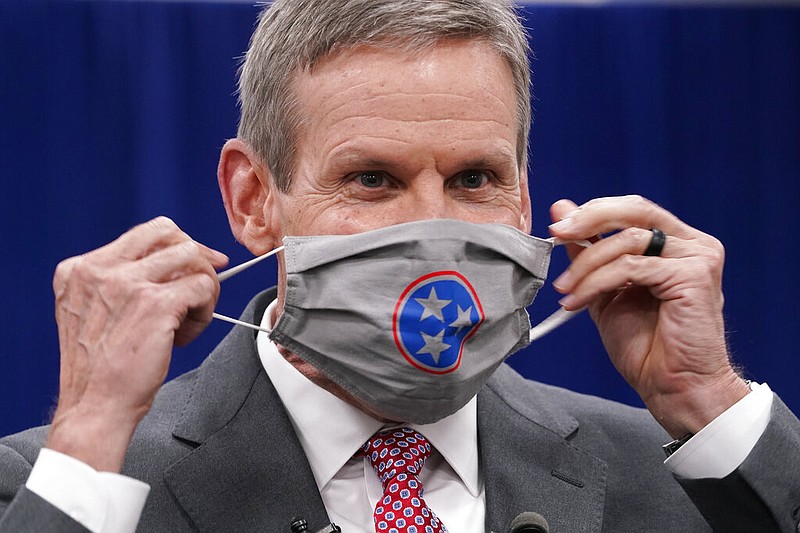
<box><xmin>326</xmin><ymin>144</ymin><xmax>518</xmax><ymax>175</ymax></box>
<box><xmin>457</xmin><ymin>154</ymin><xmax>517</xmax><ymax>171</ymax></box>
<box><xmin>330</xmin><ymin>148</ymin><xmax>409</xmax><ymax>171</ymax></box>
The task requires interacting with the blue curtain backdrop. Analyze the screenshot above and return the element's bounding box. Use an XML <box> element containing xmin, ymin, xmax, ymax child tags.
<box><xmin>1</xmin><ymin>1</ymin><xmax>798</xmax><ymax>437</ymax></box>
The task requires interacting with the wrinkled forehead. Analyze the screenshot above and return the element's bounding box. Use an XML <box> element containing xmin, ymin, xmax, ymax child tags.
<box><xmin>295</xmin><ymin>41</ymin><xmax>516</xmax><ymax>129</ymax></box>
<box><xmin>289</xmin><ymin>41</ymin><xmax>520</xmax><ymax>167</ymax></box>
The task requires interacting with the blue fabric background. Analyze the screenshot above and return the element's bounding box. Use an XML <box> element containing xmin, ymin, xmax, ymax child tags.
<box><xmin>1</xmin><ymin>1</ymin><xmax>798</xmax><ymax>437</ymax></box>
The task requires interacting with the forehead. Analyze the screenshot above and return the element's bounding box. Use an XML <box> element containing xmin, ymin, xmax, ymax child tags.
<box><xmin>291</xmin><ymin>39</ymin><xmax>518</xmax><ymax>159</ymax></box>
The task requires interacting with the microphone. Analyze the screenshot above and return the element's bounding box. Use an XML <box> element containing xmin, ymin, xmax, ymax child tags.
<box><xmin>510</xmin><ymin>511</ymin><xmax>550</xmax><ymax>533</ymax></box>
<box><xmin>289</xmin><ymin>518</ymin><xmax>309</xmax><ymax>533</ymax></box>
<box><xmin>289</xmin><ymin>517</ymin><xmax>341</xmax><ymax>533</ymax></box>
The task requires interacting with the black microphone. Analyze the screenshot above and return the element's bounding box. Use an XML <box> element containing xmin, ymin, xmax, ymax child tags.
<box><xmin>289</xmin><ymin>517</ymin><xmax>341</xmax><ymax>533</ymax></box>
<box><xmin>289</xmin><ymin>518</ymin><xmax>308</xmax><ymax>533</ymax></box>
<box><xmin>509</xmin><ymin>511</ymin><xmax>550</xmax><ymax>533</ymax></box>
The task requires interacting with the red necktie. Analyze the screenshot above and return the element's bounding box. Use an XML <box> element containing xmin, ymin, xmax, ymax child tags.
<box><xmin>360</xmin><ymin>427</ymin><xmax>448</xmax><ymax>533</ymax></box>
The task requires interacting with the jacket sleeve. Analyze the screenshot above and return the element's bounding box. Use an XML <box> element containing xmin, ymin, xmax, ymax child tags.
<box><xmin>0</xmin><ymin>487</ymin><xmax>90</xmax><ymax>533</ymax></box>
<box><xmin>677</xmin><ymin>395</ymin><xmax>800</xmax><ymax>532</ymax></box>
<box><xmin>0</xmin><ymin>430</ymin><xmax>90</xmax><ymax>533</ymax></box>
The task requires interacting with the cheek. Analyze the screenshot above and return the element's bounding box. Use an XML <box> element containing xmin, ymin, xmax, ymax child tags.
<box><xmin>279</xmin><ymin>197</ymin><xmax>381</xmax><ymax>236</ymax></box>
<box><xmin>451</xmin><ymin>193</ymin><xmax>524</xmax><ymax>224</ymax></box>
<box><xmin>326</xmin><ymin>205</ymin><xmax>403</xmax><ymax>234</ymax></box>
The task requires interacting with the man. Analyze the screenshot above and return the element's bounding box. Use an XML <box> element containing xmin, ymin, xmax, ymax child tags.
<box><xmin>1</xmin><ymin>0</ymin><xmax>798</xmax><ymax>531</ymax></box>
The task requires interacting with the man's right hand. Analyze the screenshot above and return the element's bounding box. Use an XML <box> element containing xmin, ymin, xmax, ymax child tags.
<box><xmin>45</xmin><ymin>217</ymin><xmax>228</xmax><ymax>472</ymax></box>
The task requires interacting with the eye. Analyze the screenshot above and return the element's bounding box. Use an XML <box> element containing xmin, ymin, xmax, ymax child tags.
<box><xmin>454</xmin><ymin>170</ymin><xmax>490</xmax><ymax>189</ymax></box>
<box><xmin>356</xmin><ymin>171</ymin><xmax>386</xmax><ymax>188</ymax></box>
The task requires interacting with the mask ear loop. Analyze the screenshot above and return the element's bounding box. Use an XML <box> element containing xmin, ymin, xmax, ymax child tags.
<box><xmin>211</xmin><ymin>246</ymin><xmax>284</xmax><ymax>334</ymax></box>
<box><xmin>212</xmin><ymin>237</ymin><xmax>593</xmax><ymax>339</ymax></box>
<box><xmin>528</xmin><ymin>238</ymin><xmax>592</xmax><ymax>343</ymax></box>
<box><xmin>216</xmin><ymin>246</ymin><xmax>284</xmax><ymax>282</ymax></box>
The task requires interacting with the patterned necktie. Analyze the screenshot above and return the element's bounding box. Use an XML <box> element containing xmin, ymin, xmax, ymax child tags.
<box><xmin>360</xmin><ymin>427</ymin><xmax>447</xmax><ymax>533</ymax></box>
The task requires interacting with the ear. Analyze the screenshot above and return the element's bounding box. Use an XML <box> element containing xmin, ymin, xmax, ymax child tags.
<box><xmin>217</xmin><ymin>139</ymin><xmax>281</xmax><ymax>255</ymax></box>
<box><xmin>518</xmin><ymin>165</ymin><xmax>532</xmax><ymax>233</ymax></box>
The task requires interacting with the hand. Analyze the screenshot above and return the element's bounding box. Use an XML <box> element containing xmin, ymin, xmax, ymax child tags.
<box><xmin>46</xmin><ymin>217</ymin><xmax>228</xmax><ymax>471</ymax></box>
<box><xmin>548</xmin><ymin>195</ymin><xmax>750</xmax><ymax>437</ymax></box>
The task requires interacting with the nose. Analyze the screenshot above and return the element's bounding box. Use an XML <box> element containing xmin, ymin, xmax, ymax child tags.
<box><xmin>397</xmin><ymin>174</ymin><xmax>451</xmax><ymax>223</ymax></box>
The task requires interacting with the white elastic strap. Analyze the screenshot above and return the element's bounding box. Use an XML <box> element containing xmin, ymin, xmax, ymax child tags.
<box><xmin>526</xmin><ymin>237</ymin><xmax>593</xmax><ymax>342</ymax></box>
<box><xmin>529</xmin><ymin>307</ymin><xmax>582</xmax><ymax>342</ymax></box>
<box><xmin>212</xmin><ymin>246</ymin><xmax>284</xmax><ymax>332</ymax></box>
<box><xmin>216</xmin><ymin>246</ymin><xmax>284</xmax><ymax>282</ymax></box>
<box><xmin>212</xmin><ymin>312</ymin><xmax>272</xmax><ymax>334</ymax></box>
<box><xmin>550</xmin><ymin>237</ymin><xmax>593</xmax><ymax>248</ymax></box>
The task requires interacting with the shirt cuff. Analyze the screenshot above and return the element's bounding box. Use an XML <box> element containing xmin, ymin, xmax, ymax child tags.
<box><xmin>664</xmin><ymin>382</ymin><xmax>773</xmax><ymax>479</ymax></box>
<box><xmin>25</xmin><ymin>448</ymin><xmax>150</xmax><ymax>533</ymax></box>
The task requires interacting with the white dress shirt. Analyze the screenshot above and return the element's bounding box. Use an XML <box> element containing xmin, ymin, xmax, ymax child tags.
<box><xmin>665</xmin><ymin>381</ymin><xmax>772</xmax><ymax>478</ymax></box>
<box><xmin>256</xmin><ymin>300</ymin><xmax>485</xmax><ymax>532</ymax></box>
<box><xmin>25</xmin><ymin>448</ymin><xmax>148</xmax><ymax>533</ymax></box>
<box><xmin>24</xmin><ymin>298</ymin><xmax>774</xmax><ymax>532</ymax></box>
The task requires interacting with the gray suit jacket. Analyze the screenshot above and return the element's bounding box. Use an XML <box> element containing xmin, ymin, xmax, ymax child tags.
<box><xmin>2</xmin><ymin>289</ymin><xmax>799</xmax><ymax>532</ymax></box>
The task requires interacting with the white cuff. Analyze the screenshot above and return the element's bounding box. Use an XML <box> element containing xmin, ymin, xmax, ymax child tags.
<box><xmin>664</xmin><ymin>382</ymin><xmax>773</xmax><ymax>479</ymax></box>
<box><xmin>97</xmin><ymin>471</ymin><xmax>150</xmax><ymax>533</ymax></box>
<box><xmin>26</xmin><ymin>448</ymin><xmax>150</xmax><ymax>533</ymax></box>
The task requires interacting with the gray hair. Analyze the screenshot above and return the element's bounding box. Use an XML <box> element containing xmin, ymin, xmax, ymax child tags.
<box><xmin>237</xmin><ymin>0</ymin><xmax>531</xmax><ymax>192</ymax></box>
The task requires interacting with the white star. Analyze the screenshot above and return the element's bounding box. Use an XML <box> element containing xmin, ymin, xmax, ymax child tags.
<box><xmin>416</xmin><ymin>329</ymin><xmax>451</xmax><ymax>364</ymax></box>
<box><xmin>414</xmin><ymin>286</ymin><xmax>451</xmax><ymax>322</ymax></box>
<box><xmin>449</xmin><ymin>304</ymin><xmax>473</xmax><ymax>335</ymax></box>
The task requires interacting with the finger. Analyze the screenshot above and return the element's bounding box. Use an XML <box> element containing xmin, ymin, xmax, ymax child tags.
<box><xmin>165</xmin><ymin>274</ymin><xmax>219</xmax><ymax>346</ymax></box>
<box><xmin>94</xmin><ymin>217</ymin><xmax>187</xmax><ymax>261</ymax></box>
<box><xmin>550</xmin><ymin>198</ymin><xmax>579</xmax><ymax>223</ymax></box>
<box><xmin>141</xmin><ymin>273</ymin><xmax>219</xmax><ymax>346</ymax></box>
<box><xmin>94</xmin><ymin>217</ymin><xmax>228</xmax><ymax>267</ymax></box>
<box><xmin>132</xmin><ymin>240</ymin><xmax>223</xmax><ymax>287</ymax></box>
<box><xmin>549</xmin><ymin>195</ymin><xmax>704</xmax><ymax>243</ymax></box>
<box><xmin>553</xmin><ymin>228</ymin><xmax>695</xmax><ymax>293</ymax></box>
<box><xmin>559</xmin><ymin>254</ymin><xmax>704</xmax><ymax>311</ymax></box>
<box><xmin>193</xmin><ymin>241</ymin><xmax>229</xmax><ymax>270</ymax></box>
<box><xmin>550</xmin><ymin>199</ymin><xmax>589</xmax><ymax>261</ymax></box>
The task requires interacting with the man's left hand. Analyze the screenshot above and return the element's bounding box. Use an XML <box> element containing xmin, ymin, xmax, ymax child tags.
<box><xmin>548</xmin><ymin>195</ymin><xmax>750</xmax><ymax>438</ymax></box>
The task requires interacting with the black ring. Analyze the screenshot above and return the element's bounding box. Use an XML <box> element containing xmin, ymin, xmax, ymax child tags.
<box><xmin>643</xmin><ymin>227</ymin><xmax>667</xmax><ymax>257</ymax></box>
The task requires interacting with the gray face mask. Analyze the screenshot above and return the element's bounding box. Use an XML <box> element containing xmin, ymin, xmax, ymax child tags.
<box><xmin>267</xmin><ymin>219</ymin><xmax>554</xmax><ymax>424</ymax></box>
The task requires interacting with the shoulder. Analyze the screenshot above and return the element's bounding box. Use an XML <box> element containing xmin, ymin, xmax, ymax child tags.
<box><xmin>0</xmin><ymin>426</ymin><xmax>49</xmax><ymax>493</ymax></box>
<box><xmin>0</xmin><ymin>426</ymin><xmax>49</xmax><ymax>463</ymax></box>
<box><xmin>0</xmin><ymin>368</ymin><xmax>200</xmax><ymax>491</ymax></box>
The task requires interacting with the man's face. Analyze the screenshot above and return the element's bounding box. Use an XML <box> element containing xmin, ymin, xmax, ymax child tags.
<box><xmin>272</xmin><ymin>39</ymin><xmax>531</xmax><ymax>239</ymax></box>
<box><xmin>220</xmin><ymin>39</ymin><xmax>532</xmax><ymax>415</ymax></box>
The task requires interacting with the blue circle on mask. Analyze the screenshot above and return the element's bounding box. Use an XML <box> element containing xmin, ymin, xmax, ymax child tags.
<box><xmin>393</xmin><ymin>271</ymin><xmax>484</xmax><ymax>374</ymax></box>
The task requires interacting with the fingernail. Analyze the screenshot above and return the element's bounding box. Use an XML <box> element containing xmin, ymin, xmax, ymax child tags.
<box><xmin>549</xmin><ymin>217</ymin><xmax>573</xmax><ymax>232</ymax></box>
<box><xmin>552</xmin><ymin>270</ymin><xmax>573</xmax><ymax>292</ymax></box>
<box><xmin>558</xmin><ymin>294</ymin><xmax>577</xmax><ymax>310</ymax></box>
<box><xmin>211</xmin><ymin>249</ymin><xmax>229</xmax><ymax>263</ymax></box>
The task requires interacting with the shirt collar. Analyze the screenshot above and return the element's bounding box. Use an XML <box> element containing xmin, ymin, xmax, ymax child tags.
<box><xmin>256</xmin><ymin>299</ymin><xmax>481</xmax><ymax>497</ymax></box>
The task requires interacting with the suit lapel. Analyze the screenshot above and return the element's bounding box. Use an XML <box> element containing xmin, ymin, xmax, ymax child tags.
<box><xmin>479</xmin><ymin>365</ymin><xmax>608</xmax><ymax>533</ymax></box>
<box><xmin>159</xmin><ymin>290</ymin><xmax>608</xmax><ymax>532</ymax></box>
<box><xmin>163</xmin><ymin>290</ymin><xmax>330</xmax><ymax>532</ymax></box>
